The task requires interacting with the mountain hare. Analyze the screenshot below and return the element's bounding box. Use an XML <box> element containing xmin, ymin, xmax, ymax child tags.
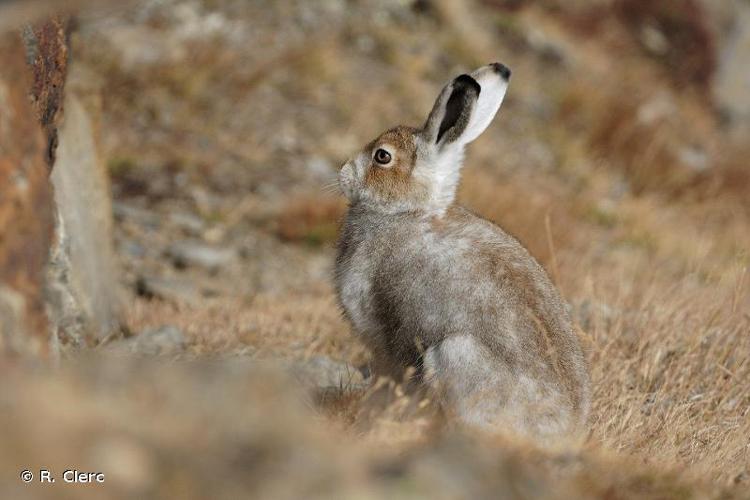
<box><xmin>335</xmin><ymin>63</ymin><xmax>590</xmax><ymax>439</ymax></box>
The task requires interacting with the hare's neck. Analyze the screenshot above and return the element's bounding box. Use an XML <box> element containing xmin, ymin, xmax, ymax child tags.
<box><xmin>352</xmin><ymin>199</ymin><xmax>423</xmax><ymax>217</ymax></box>
<box><xmin>348</xmin><ymin>201</ymin><xmax>451</xmax><ymax>225</ymax></box>
<box><xmin>413</xmin><ymin>145</ymin><xmax>464</xmax><ymax>212</ymax></box>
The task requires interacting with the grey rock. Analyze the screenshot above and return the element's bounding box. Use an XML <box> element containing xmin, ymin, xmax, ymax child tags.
<box><xmin>118</xmin><ymin>239</ymin><xmax>147</xmax><ymax>259</ymax></box>
<box><xmin>49</xmin><ymin>65</ymin><xmax>123</xmax><ymax>342</ymax></box>
<box><xmin>113</xmin><ymin>202</ymin><xmax>161</xmax><ymax>230</ymax></box>
<box><xmin>168</xmin><ymin>212</ymin><xmax>206</xmax><ymax>236</ymax></box>
<box><xmin>167</xmin><ymin>240</ymin><xmax>235</xmax><ymax>271</ymax></box>
<box><xmin>128</xmin><ymin>325</ymin><xmax>187</xmax><ymax>356</ymax></box>
<box><xmin>136</xmin><ymin>275</ymin><xmax>203</xmax><ymax>304</ymax></box>
<box><xmin>46</xmin><ymin>223</ymin><xmax>87</xmax><ymax>347</ymax></box>
<box><xmin>678</xmin><ymin>146</ymin><xmax>710</xmax><ymax>173</ymax></box>
<box><xmin>524</xmin><ymin>25</ymin><xmax>572</xmax><ymax>66</ymax></box>
<box><xmin>713</xmin><ymin>1</ymin><xmax>750</xmax><ymax>137</ymax></box>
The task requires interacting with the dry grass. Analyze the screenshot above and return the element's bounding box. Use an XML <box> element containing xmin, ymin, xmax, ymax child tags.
<box><xmin>581</xmin><ymin>258</ymin><xmax>749</xmax><ymax>484</ymax></box>
<box><xmin>6</xmin><ymin>0</ymin><xmax>747</xmax><ymax>497</ymax></box>
<box><xmin>459</xmin><ymin>169</ymin><xmax>584</xmax><ymax>266</ymax></box>
<box><xmin>125</xmin><ymin>292</ymin><xmax>367</xmax><ymax>364</ymax></box>
<box><xmin>121</xmin><ymin>182</ymin><xmax>750</xmax><ymax>489</ymax></box>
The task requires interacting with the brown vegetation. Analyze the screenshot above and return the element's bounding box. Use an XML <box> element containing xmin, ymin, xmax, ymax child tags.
<box><xmin>0</xmin><ymin>33</ymin><xmax>54</xmax><ymax>356</ymax></box>
<box><xmin>614</xmin><ymin>0</ymin><xmax>716</xmax><ymax>90</ymax></box>
<box><xmin>2</xmin><ymin>0</ymin><xmax>749</xmax><ymax>497</ymax></box>
<box><xmin>87</xmin><ymin>0</ymin><xmax>750</xmax><ymax>493</ymax></box>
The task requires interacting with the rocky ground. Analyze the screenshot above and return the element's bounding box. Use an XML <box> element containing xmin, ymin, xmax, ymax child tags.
<box><xmin>2</xmin><ymin>0</ymin><xmax>750</xmax><ymax>498</ymax></box>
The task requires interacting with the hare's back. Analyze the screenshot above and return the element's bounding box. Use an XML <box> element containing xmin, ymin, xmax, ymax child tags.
<box><xmin>382</xmin><ymin>207</ymin><xmax>562</xmax><ymax>326</ymax></box>
<box><xmin>381</xmin><ymin>208</ymin><xmax>589</xmax><ymax>420</ymax></box>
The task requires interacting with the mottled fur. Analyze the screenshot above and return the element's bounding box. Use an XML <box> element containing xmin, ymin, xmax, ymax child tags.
<box><xmin>335</xmin><ymin>63</ymin><xmax>590</xmax><ymax>439</ymax></box>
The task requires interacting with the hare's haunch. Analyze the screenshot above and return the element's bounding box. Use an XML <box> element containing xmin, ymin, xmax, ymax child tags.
<box><xmin>335</xmin><ymin>63</ymin><xmax>590</xmax><ymax>439</ymax></box>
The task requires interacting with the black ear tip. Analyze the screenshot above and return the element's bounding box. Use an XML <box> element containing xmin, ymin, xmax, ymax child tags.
<box><xmin>490</xmin><ymin>62</ymin><xmax>511</xmax><ymax>80</ymax></box>
<box><xmin>453</xmin><ymin>74</ymin><xmax>481</xmax><ymax>96</ymax></box>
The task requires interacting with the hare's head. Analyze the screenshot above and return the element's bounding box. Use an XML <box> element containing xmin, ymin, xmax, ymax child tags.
<box><xmin>339</xmin><ymin>63</ymin><xmax>510</xmax><ymax>213</ymax></box>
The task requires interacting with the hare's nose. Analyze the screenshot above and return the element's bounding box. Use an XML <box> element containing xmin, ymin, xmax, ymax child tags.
<box><xmin>490</xmin><ymin>62</ymin><xmax>512</xmax><ymax>80</ymax></box>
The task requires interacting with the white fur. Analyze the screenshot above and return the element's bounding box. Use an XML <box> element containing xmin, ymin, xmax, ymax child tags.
<box><xmin>414</xmin><ymin>64</ymin><xmax>509</xmax><ymax>214</ymax></box>
<box><xmin>461</xmin><ymin>65</ymin><xmax>509</xmax><ymax>144</ymax></box>
<box><xmin>424</xmin><ymin>335</ymin><xmax>572</xmax><ymax>438</ymax></box>
<box><xmin>412</xmin><ymin>144</ymin><xmax>465</xmax><ymax>214</ymax></box>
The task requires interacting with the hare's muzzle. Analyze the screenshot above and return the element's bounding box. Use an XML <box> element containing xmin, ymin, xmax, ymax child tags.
<box><xmin>339</xmin><ymin>160</ymin><xmax>356</xmax><ymax>199</ymax></box>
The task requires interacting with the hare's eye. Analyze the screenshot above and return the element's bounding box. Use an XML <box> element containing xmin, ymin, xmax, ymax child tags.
<box><xmin>374</xmin><ymin>148</ymin><xmax>392</xmax><ymax>165</ymax></box>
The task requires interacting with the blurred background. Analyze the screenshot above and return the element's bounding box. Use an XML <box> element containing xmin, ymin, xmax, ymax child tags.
<box><xmin>0</xmin><ymin>0</ymin><xmax>748</xmax><ymax>498</ymax></box>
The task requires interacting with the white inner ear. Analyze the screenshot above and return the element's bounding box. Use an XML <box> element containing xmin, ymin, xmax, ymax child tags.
<box><xmin>460</xmin><ymin>70</ymin><xmax>508</xmax><ymax>145</ymax></box>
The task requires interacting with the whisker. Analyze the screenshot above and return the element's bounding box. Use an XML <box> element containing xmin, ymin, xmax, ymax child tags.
<box><xmin>321</xmin><ymin>181</ymin><xmax>342</xmax><ymax>195</ymax></box>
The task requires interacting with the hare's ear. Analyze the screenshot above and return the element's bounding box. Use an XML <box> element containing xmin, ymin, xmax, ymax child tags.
<box><xmin>423</xmin><ymin>74</ymin><xmax>480</xmax><ymax>147</ymax></box>
<box><xmin>423</xmin><ymin>63</ymin><xmax>510</xmax><ymax>148</ymax></box>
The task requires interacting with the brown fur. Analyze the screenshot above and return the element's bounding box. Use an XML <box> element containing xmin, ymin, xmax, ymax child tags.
<box><xmin>364</xmin><ymin>126</ymin><xmax>422</xmax><ymax>203</ymax></box>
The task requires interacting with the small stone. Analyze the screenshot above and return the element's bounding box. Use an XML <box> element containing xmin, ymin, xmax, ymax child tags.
<box><xmin>118</xmin><ymin>239</ymin><xmax>147</xmax><ymax>259</ymax></box>
<box><xmin>524</xmin><ymin>26</ymin><xmax>571</xmax><ymax>66</ymax></box>
<box><xmin>639</xmin><ymin>24</ymin><xmax>669</xmax><ymax>56</ymax></box>
<box><xmin>678</xmin><ymin>146</ymin><xmax>710</xmax><ymax>172</ymax></box>
<box><xmin>167</xmin><ymin>240</ymin><xmax>235</xmax><ymax>271</ymax></box>
<box><xmin>713</xmin><ymin>3</ymin><xmax>750</xmax><ymax>135</ymax></box>
<box><xmin>129</xmin><ymin>325</ymin><xmax>186</xmax><ymax>356</ymax></box>
<box><xmin>136</xmin><ymin>275</ymin><xmax>203</xmax><ymax>304</ymax></box>
<box><xmin>168</xmin><ymin>212</ymin><xmax>206</xmax><ymax>236</ymax></box>
<box><xmin>112</xmin><ymin>202</ymin><xmax>161</xmax><ymax>229</ymax></box>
